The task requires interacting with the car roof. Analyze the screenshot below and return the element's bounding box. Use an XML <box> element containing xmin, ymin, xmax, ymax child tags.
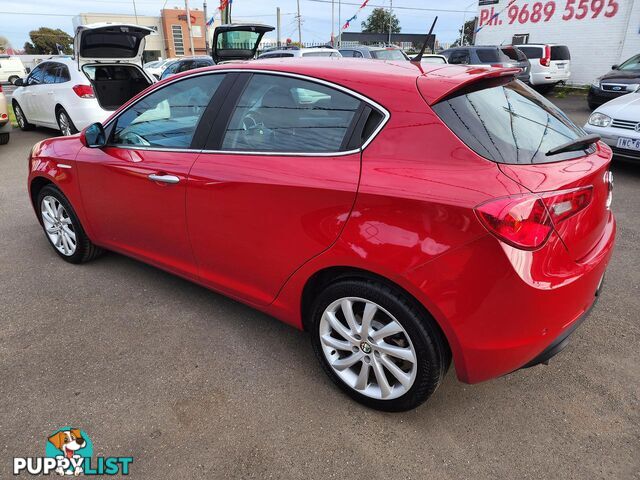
<box><xmin>520</xmin><ymin>43</ymin><xmax>567</xmax><ymax>47</ymax></box>
<box><xmin>168</xmin><ymin>58</ymin><xmax>521</xmax><ymax>106</ymax></box>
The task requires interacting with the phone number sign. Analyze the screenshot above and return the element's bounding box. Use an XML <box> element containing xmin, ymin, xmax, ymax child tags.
<box><xmin>479</xmin><ymin>0</ymin><xmax>619</xmax><ymax>27</ymax></box>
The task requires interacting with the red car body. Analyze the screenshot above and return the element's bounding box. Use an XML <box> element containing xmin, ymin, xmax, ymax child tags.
<box><xmin>28</xmin><ymin>60</ymin><xmax>615</xmax><ymax>384</ymax></box>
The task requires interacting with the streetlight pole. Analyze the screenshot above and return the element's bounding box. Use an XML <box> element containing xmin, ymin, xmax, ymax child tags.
<box><xmin>388</xmin><ymin>0</ymin><xmax>392</xmax><ymax>45</ymax></box>
<box><xmin>296</xmin><ymin>0</ymin><xmax>302</xmax><ymax>45</ymax></box>
<box><xmin>331</xmin><ymin>0</ymin><xmax>335</xmax><ymax>47</ymax></box>
<box><xmin>203</xmin><ymin>1</ymin><xmax>210</xmax><ymax>56</ymax></box>
<box><xmin>185</xmin><ymin>0</ymin><xmax>195</xmax><ymax>56</ymax></box>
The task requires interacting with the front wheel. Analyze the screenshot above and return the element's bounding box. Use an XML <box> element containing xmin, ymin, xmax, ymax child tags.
<box><xmin>310</xmin><ymin>279</ymin><xmax>450</xmax><ymax>411</ymax></box>
<box><xmin>37</xmin><ymin>185</ymin><xmax>103</xmax><ymax>263</ymax></box>
<box><xmin>13</xmin><ymin>102</ymin><xmax>34</xmax><ymax>131</ymax></box>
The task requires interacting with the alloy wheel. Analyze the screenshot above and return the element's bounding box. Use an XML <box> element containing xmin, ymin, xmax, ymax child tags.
<box><xmin>319</xmin><ymin>297</ymin><xmax>417</xmax><ymax>400</ymax></box>
<box><xmin>15</xmin><ymin>106</ymin><xmax>25</xmax><ymax>129</ymax></box>
<box><xmin>58</xmin><ymin>112</ymin><xmax>72</xmax><ymax>136</ymax></box>
<box><xmin>40</xmin><ymin>195</ymin><xmax>76</xmax><ymax>256</ymax></box>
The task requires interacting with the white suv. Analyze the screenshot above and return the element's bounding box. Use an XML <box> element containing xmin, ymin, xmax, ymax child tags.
<box><xmin>12</xmin><ymin>24</ymin><xmax>155</xmax><ymax>135</ymax></box>
<box><xmin>258</xmin><ymin>46</ymin><xmax>342</xmax><ymax>59</ymax></box>
<box><xmin>518</xmin><ymin>44</ymin><xmax>571</xmax><ymax>92</ymax></box>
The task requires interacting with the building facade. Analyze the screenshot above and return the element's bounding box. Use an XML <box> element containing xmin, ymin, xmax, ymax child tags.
<box><xmin>73</xmin><ymin>13</ymin><xmax>165</xmax><ymax>62</ymax></box>
<box><xmin>161</xmin><ymin>8</ymin><xmax>207</xmax><ymax>58</ymax></box>
<box><xmin>475</xmin><ymin>0</ymin><xmax>640</xmax><ymax>85</ymax></box>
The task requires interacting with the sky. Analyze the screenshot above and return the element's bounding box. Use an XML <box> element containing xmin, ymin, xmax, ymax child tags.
<box><xmin>1</xmin><ymin>0</ymin><xmax>479</xmax><ymax>50</ymax></box>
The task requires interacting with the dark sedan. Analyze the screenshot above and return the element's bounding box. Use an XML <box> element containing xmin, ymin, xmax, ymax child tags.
<box><xmin>588</xmin><ymin>54</ymin><xmax>640</xmax><ymax>110</ymax></box>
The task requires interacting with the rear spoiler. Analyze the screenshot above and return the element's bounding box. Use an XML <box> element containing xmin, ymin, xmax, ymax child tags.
<box><xmin>418</xmin><ymin>67</ymin><xmax>522</xmax><ymax>105</ymax></box>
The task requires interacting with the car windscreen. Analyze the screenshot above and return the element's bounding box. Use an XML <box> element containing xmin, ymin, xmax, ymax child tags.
<box><xmin>618</xmin><ymin>54</ymin><xmax>640</xmax><ymax>71</ymax></box>
<box><xmin>550</xmin><ymin>46</ymin><xmax>570</xmax><ymax>61</ymax></box>
<box><xmin>432</xmin><ymin>79</ymin><xmax>589</xmax><ymax>164</ymax></box>
<box><xmin>370</xmin><ymin>49</ymin><xmax>407</xmax><ymax>61</ymax></box>
<box><xmin>517</xmin><ymin>46</ymin><xmax>542</xmax><ymax>59</ymax></box>
<box><xmin>476</xmin><ymin>49</ymin><xmax>501</xmax><ymax>63</ymax></box>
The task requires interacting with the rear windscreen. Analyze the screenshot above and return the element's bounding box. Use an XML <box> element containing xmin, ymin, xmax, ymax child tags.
<box><xmin>517</xmin><ymin>46</ymin><xmax>542</xmax><ymax>59</ymax></box>
<box><xmin>501</xmin><ymin>47</ymin><xmax>526</xmax><ymax>61</ymax></box>
<box><xmin>302</xmin><ymin>51</ymin><xmax>341</xmax><ymax>57</ymax></box>
<box><xmin>432</xmin><ymin>79</ymin><xmax>588</xmax><ymax>164</ymax></box>
<box><xmin>81</xmin><ymin>33</ymin><xmax>141</xmax><ymax>58</ymax></box>
<box><xmin>476</xmin><ymin>49</ymin><xmax>500</xmax><ymax>63</ymax></box>
<box><xmin>551</xmin><ymin>46</ymin><xmax>570</xmax><ymax>61</ymax></box>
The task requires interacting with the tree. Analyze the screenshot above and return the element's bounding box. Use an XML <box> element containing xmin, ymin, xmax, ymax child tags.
<box><xmin>23</xmin><ymin>27</ymin><xmax>73</xmax><ymax>55</ymax></box>
<box><xmin>453</xmin><ymin>18</ymin><xmax>477</xmax><ymax>47</ymax></box>
<box><xmin>361</xmin><ymin>8</ymin><xmax>401</xmax><ymax>34</ymax></box>
<box><xmin>0</xmin><ymin>36</ymin><xmax>10</xmax><ymax>53</ymax></box>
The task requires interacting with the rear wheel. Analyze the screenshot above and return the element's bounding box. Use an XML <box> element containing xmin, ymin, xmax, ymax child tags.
<box><xmin>56</xmin><ymin>108</ymin><xmax>77</xmax><ymax>136</ymax></box>
<box><xmin>37</xmin><ymin>185</ymin><xmax>103</xmax><ymax>264</ymax></box>
<box><xmin>310</xmin><ymin>279</ymin><xmax>450</xmax><ymax>411</ymax></box>
<box><xmin>13</xmin><ymin>102</ymin><xmax>34</xmax><ymax>131</ymax></box>
<box><xmin>0</xmin><ymin>133</ymin><xmax>8</xmax><ymax>145</ymax></box>
<box><xmin>8</xmin><ymin>75</ymin><xmax>19</xmax><ymax>84</ymax></box>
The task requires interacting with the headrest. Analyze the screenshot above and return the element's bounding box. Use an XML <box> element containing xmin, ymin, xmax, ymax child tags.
<box><xmin>261</xmin><ymin>86</ymin><xmax>296</xmax><ymax>110</ymax></box>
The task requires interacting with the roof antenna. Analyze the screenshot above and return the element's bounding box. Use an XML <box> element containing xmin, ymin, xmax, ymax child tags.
<box><xmin>412</xmin><ymin>16</ymin><xmax>438</xmax><ymax>63</ymax></box>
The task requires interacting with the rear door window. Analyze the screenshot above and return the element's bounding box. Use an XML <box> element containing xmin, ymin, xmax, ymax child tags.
<box><xmin>56</xmin><ymin>65</ymin><xmax>71</xmax><ymax>83</ymax></box>
<box><xmin>42</xmin><ymin>63</ymin><xmax>58</xmax><ymax>84</ymax></box>
<box><xmin>550</xmin><ymin>46</ymin><xmax>570</xmax><ymax>61</ymax></box>
<box><xmin>448</xmin><ymin>50</ymin><xmax>470</xmax><ymax>64</ymax></box>
<box><xmin>432</xmin><ymin>79</ymin><xmax>588</xmax><ymax>164</ymax></box>
<box><xmin>500</xmin><ymin>47</ymin><xmax>525</xmax><ymax>61</ymax></box>
<box><xmin>221</xmin><ymin>74</ymin><xmax>363</xmax><ymax>153</ymax></box>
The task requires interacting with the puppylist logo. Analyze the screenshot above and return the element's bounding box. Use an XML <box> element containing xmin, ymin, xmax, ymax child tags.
<box><xmin>13</xmin><ymin>427</ymin><xmax>133</xmax><ymax>476</ymax></box>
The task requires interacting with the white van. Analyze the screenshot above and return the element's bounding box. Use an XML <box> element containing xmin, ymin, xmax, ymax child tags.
<box><xmin>0</xmin><ymin>55</ymin><xmax>27</xmax><ymax>83</ymax></box>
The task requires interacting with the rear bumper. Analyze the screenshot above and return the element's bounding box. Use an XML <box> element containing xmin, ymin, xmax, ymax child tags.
<box><xmin>407</xmin><ymin>212</ymin><xmax>616</xmax><ymax>384</ymax></box>
<box><xmin>530</xmin><ymin>71</ymin><xmax>570</xmax><ymax>85</ymax></box>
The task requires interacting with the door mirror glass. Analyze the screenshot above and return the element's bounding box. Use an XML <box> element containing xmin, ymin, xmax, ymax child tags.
<box><xmin>83</xmin><ymin>123</ymin><xmax>106</xmax><ymax>148</ymax></box>
<box><xmin>611</xmin><ymin>64</ymin><xmax>619</xmax><ymax>70</ymax></box>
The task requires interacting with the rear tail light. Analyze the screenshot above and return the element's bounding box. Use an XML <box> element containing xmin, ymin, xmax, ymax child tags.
<box><xmin>475</xmin><ymin>187</ymin><xmax>593</xmax><ymax>250</ymax></box>
<box><xmin>72</xmin><ymin>84</ymin><xmax>94</xmax><ymax>98</ymax></box>
<box><xmin>0</xmin><ymin>84</ymin><xmax>3</xmax><ymax>92</ymax></box>
<box><xmin>540</xmin><ymin>45</ymin><xmax>551</xmax><ymax>67</ymax></box>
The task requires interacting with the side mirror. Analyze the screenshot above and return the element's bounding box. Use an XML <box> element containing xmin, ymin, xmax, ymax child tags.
<box><xmin>80</xmin><ymin>123</ymin><xmax>106</xmax><ymax>148</ymax></box>
<box><xmin>13</xmin><ymin>78</ymin><xmax>24</xmax><ymax>86</ymax></box>
<box><xmin>612</xmin><ymin>64</ymin><xmax>619</xmax><ymax>70</ymax></box>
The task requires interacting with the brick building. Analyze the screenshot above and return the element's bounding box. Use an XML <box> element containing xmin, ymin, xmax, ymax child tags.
<box><xmin>161</xmin><ymin>7</ymin><xmax>207</xmax><ymax>58</ymax></box>
<box><xmin>475</xmin><ymin>0</ymin><xmax>640</xmax><ymax>85</ymax></box>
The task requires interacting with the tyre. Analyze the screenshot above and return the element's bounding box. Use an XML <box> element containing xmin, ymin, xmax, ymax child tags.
<box><xmin>56</xmin><ymin>108</ymin><xmax>77</xmax><ymax>136</ymax></box>
<box><xmin>37</xmin><ymin>185</ymin><xmax>104</xmax><ymax>264</ymax></box>
<box><xmin>310</xmin><ymin>279</ymin><xmax>450</xmax><ymax>411</ymax></box>
<box><xmin>8</xmin><ymin>75</ymin><xmax>19</xmax><ymax>84</ymax></box>
<box><xmin>13</xmin><ymin>102</ymin><xmax>35</xmax><ymax>131</ymax></box>
<box><xmin>0</xmin><ymin>133</ymin><xmax>8</xmax><ymax>145</ymax></box>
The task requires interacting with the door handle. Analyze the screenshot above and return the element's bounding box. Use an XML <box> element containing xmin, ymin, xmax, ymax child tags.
<box><xmin>148</xmin><ymin>173</ymin><xmax>180</xmax><ymax>184</ymax></box>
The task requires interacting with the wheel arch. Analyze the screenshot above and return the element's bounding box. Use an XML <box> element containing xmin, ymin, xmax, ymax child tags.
<box><xmin>29</xmin><ymin>176</ymin><xmax>55</xmax><ymax>223</ymax></box>
<box><xmin>300</xmin><ymin>265</ymin><xmax>452</xmax><ymax>362</ymax></box>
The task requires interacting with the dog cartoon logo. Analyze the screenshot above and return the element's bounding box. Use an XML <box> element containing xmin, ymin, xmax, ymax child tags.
<box><xmin>46</xmin><ymin>427</ymin><xmax>93</xmax><ymax>476</ymax></box>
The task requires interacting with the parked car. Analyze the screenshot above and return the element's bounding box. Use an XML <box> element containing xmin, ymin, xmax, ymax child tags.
<box><xmin>0</xmin><ymin>55</ymin><xmax>27</xmax><ymax>84</ymax></box>
<box><xmin>258</xmin><ymin>46</ymin><xmax>342</xmax><ymax>59</ymax></box>
<box><xmin>0</xmin><ymin>85</ymin><xmax>11</xmax><ymax>144</ymax></box>
<box><xmin>144</xmin><ymin>59</ymin><xmax>172</xmax><ymax>80</ymax></box>
<box><xmin>27</xmin><ymin>59</ymin><xmax>615</xmax><ymax>411</ymax></box>
<box><xmin>339</xmin><ymin>46</ymin><xmax>409</xmax><ymax>60</ymax></box>
<box><xmin>517</xmin><ymin>44</ymin><xmax>571</xmax><ymax>92</ymax></box>
<box><xmin>12</xmin><ymin>24</ymin><xmax>157</xmax><ymax>135</ymax></box>
<box><xmin>588</xmin><ymin>54</ymin><xmax>640</xmax><ymax>110</ymax></box>
<box><xmin>440</xmin><ymin>45</ymin><xmax>531</xmax><ymax>83</ymax></box>
<box><xmin>584</xmin><ymin>91</ymin><xmax>640</xmax><ymax>161</ymax></box>
<box><xmin>160</xmin><ymin>57</ymin><xmax>214</xmax><ymax>80</ymax></box>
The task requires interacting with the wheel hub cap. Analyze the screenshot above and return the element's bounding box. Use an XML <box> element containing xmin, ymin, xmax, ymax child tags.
<box><xmin>319</xmin><ymin>297</ymin><xmax>417</xmax><ymax>400</ymax></box>
<box><xmin>40</xmin><ymin>196</ymin><xmax>76</xmax><ymax>256</ymax></box>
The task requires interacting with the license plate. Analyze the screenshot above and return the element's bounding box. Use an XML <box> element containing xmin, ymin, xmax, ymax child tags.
<box><xmin>557</xmin><ymin>64</ymin><xmax>564</xmax><ymax>69</ymax></box>
<box><xmin>617</xmin><ymin>137</ymin><xmax>640</xmax><ymax>151</ymax></box>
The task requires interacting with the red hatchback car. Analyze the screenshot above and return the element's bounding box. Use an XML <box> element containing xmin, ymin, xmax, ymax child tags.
<box><xmin>28</xmin><ymin>59</ymin><xmax>615</xmax><ymax>411</ymax></box>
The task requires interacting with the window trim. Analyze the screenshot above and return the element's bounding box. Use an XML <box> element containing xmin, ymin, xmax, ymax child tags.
<box><xmin>103</xmin><ymin>69</ymin><xmax>391</xmax><ymax>157</ymax></box>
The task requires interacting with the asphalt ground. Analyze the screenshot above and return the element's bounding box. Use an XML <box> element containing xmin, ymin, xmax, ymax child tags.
<box><xmin>0</xmin><ymin>93</ymin><xmax>638</xmax><ymax>479</ymax></box>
